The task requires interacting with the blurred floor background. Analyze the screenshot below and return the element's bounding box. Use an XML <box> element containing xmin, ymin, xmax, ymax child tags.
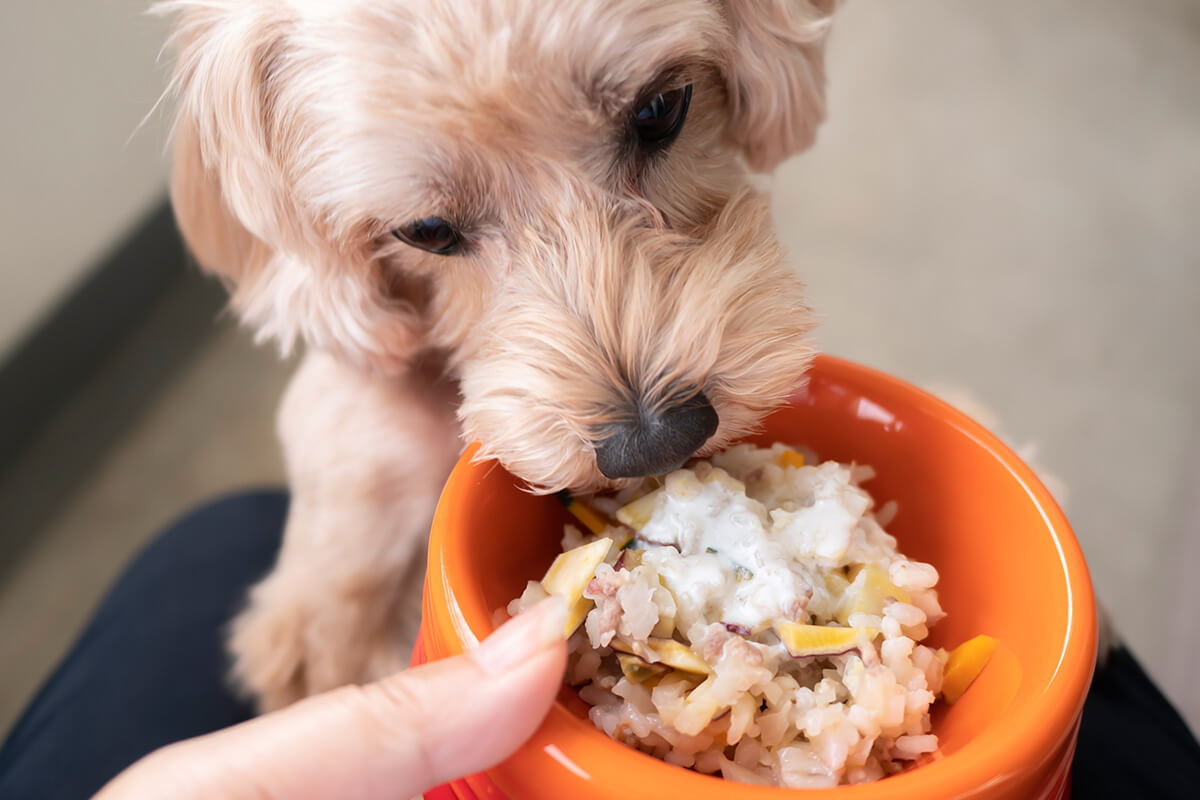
<box><xmin>1</xmin><ymin>0</ymin><xmax>1198</xmax><ymax>739</ymax></box>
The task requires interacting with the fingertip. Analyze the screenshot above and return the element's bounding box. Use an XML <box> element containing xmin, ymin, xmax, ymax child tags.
<box><xmin>474</xmin><ymin>595</ymin><xmax>567</xmax><ymax>672</ymax></box>
<box><xmin>472</xmin><ymin>622</ymin><xmax>567</xmax><ymax>726</ymax></box>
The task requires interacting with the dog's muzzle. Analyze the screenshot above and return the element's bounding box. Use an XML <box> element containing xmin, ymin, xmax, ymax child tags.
<box><xmin>594</xmin><ymin>391</ymin><xmax>719</xmax><ymax>479</ymax></box>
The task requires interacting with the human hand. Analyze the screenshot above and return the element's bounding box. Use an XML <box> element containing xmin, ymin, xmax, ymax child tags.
<box><xmin>96</xmin><ymin>596</ymin><xmax>567</xmax><ymax>800</ymax></box>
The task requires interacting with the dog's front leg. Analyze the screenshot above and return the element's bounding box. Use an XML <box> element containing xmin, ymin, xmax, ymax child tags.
<box><xmin>229</xmin><ymin>352</ymin><xmax>461</xmax><ymax>712</ymax></box>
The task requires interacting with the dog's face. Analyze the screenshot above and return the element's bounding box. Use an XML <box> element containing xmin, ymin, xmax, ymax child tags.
<box><xmin>162</xmin><ymin>0</ymin><xmax>834</xmax><ymax>492</ymax></box>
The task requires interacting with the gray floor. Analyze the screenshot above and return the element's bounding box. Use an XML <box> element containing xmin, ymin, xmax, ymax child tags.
<box><xmin>2</xmin><ymin>0</ymin><xmax>1198</xmax><ymax>740</ymax></box>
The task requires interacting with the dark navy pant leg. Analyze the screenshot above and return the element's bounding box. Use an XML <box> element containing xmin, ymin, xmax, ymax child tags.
<box><xmin>1071</xmin><ymin>646</ymin><xmax>1200</xmax><ymax>798</ymax></box>
<box><xmin>0</xmin><ymin>490</ymin><xmax>287</xmax><ymax>800</ymax></box>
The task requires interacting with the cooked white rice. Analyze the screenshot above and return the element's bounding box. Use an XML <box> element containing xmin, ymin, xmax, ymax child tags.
<box><xmin>509</xmin><ymin>442</ymin><xmax>948</xmax><ymax>787</ymax></box>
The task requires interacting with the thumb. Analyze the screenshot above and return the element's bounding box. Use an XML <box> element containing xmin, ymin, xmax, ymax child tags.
<box><xmin>97</xmin><ymin>596</ymin><xmax>568</xmax><ymax>800</ymax></box>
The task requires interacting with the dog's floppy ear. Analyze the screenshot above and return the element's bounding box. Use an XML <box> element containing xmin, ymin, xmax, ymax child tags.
<box><xmin>158</xmin><ymin>1</ymin><xmax>292</xmax><ymax>284</ymax></box>
<box><xmin>722</xmin><ymin>0</ymin><xmax>838</xmax><ymax>172</ymax></box>
<box><xmin>159</xmin><ymin>1</ymin><xmax>426</xmax><ymax>372</ymax></box>
<box><xmin>169</xmin><ymin>112</ymin><xmax>275</xmax><ymax>295</ymax></box>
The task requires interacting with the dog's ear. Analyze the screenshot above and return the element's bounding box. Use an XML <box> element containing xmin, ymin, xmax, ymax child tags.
<box><xmin>160</xmin><ymin>1</ymin><xmax>426</xmax><ymax>371</ymax></box>
<box><xmin>722</xmin><ymin>0</ymin><xmax>838</xmax><ymax>172</ymax></box>
<box><xmin>169</xmin><ymin>112</ymin><xmax>275</xmax><ymax>295</ymax></box>
<box><xmin>159</xmin><ymin>1</ymin><xmax>292</xmax><ymax>284</ymax></box>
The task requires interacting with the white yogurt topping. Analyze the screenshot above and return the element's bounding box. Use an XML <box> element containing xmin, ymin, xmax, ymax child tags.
<box><xmin>632</xmin><ymin>446</ymin><xmax>881</xmax><ymax>634</ymax></box>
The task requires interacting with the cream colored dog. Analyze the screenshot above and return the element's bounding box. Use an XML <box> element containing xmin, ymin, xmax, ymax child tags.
<box><xmin>159</xmin><ymin>0</ymin><xmax>837</xmax><ymax>712</ymax></box>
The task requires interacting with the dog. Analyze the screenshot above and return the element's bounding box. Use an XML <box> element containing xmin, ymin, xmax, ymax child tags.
<box><xmin>157</xmin><ymin>0</ymin><xmax>838</xmax><ymax>712</ymax></box>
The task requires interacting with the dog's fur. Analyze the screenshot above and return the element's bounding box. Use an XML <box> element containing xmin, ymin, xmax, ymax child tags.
<box><xmin>158</xmin><ymin>0</ymin><xmax>837</xmax><ymax>711</ymax></box>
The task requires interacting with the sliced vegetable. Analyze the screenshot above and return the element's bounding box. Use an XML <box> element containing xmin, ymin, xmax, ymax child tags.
<box><xmin>734</xmin><ymin>565</ymin><xmax>754</xmax><ymax>582</ymax></box>
<box><xmin>647</xmin><ymin>638</ymin><xmax>711</xmax><ymax>674</ymax></box>
<box><xmin>650</xmin><ymin>584</ymin><xmax>676</xmax><ymax>638</ymax></box>
<box><xmin>616</xmin><ymin>488</ymin><xmax>663</xmax><ymax>531</ymax></box>
<box><xmin>542</xmin><ymin>538</ymin><xmax>612</xmax><ymax>597</ymax></box>
<box><xmin>540</xmin><ymin>538</ymin><xmax>613</xmax><ymax>636</ymax></box>
<box><xmin>611</xmin><ymin>637</ymin><xmax>711</xmax><ymax>674</ymax></box>
<box><xmin>614</xmin><ymin>548</ymin><xmax>643</xmax><ymax>571</ymax></box>
<box><xmin>610</xmin><ymin>638</ymin><xmax>638</xmax><ymax>655</ymax></box>
<box><xmin>650</xmin><ymin>615</ymin><xmax>675</xmax><ymax>639</ymax></box>
<box><xmin>564</xmin><ymin>596</ymin><xmax>593</xmax><ymax>638</ymax></box>
<box><xmin>941</xmin><ymin>634</ymin><xmax>998</xmax><ymax>704</ymax></box>
<box><xmin>824</xmin><ymin>570</ymin><xmax>851</xmax><ymax>597</ymax></box>
<box><xmin>773</xmin><ymin>621</ymin><xmax>874</xmax><ymax>658</ymax></box>
<box><xmin>674</xmin><ymin>675</ymin><xmax>724</xmax><ymax>735</ymax></box>
<box><xmin>617</xmin><ymin>653</ymin><xmax>668</xmax><ymax>684</ymax></box>
<box><xmin>555</xmin><ymin>490</ymin><xmax>613</xmax><ymax>535</ymax></box>
<box><xmin>775</xmin><ymin>449</ymin><xmax>806</xmax><ymax>469</ymax></box>
<box><xmin>835</xmin><ymin>563</ymin><xmax>911</xmax><ymax>624</ymax></box>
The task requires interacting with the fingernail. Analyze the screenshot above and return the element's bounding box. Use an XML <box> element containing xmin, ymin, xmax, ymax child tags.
<box><xmin>475</xmin><ymin>595</ymin><xmax>566</xmax><ymax>672</ymax></box>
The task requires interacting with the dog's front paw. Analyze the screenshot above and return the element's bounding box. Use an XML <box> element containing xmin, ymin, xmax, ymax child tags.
<box><xmin>228</xmin><ymin>577</ymin><xmax>311</xmax><ymax>713</ymax></box>
<box><xmin>228</xmin><ymin>567</ymin><xmax>423</xmax><ymax>711</ymax></box>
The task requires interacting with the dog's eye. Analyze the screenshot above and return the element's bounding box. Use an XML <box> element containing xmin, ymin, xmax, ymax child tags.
<box><xmin>631</xmin><ymin>83</ymin><xmax>692</xmax><ymax>151</ymax></box>
<box><xmin>391</xmin><ymin>217</ymin><xmax>461</xmax><ymax>255</ymax></box>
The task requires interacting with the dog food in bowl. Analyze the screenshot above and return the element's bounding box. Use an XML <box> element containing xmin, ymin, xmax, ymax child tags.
<box><xmin>508</xmin><ymin>442</ymin><xmax>993</xmax><ymax>788</ymax></box>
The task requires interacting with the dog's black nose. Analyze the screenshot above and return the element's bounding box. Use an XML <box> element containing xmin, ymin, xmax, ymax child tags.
<box><xmin>594</xmin><ymin>392</ymin><xmax>719</xmax><ymax>479</ymax></box>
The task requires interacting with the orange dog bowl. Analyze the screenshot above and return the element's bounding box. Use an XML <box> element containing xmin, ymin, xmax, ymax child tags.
<box><xmin>415</xmin><ymin>354</ymin><xmax>1097</xmax><ymax>799</ymax></box>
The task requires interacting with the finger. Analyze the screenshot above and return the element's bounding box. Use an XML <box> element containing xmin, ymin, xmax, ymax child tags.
<box><xmin>96</xmin><ymin>596</ymin><xmax>567</xmax><ymax>800</ymax></box>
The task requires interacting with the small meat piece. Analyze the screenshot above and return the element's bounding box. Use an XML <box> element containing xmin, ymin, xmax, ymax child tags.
<box><xmin>700</xmin><ymin>623</ymin><xmax>734</xmax><ymax>662</ymax></box>
<box><xmin>584</xmin><ymin>567</ymin><xmax>629</xmax><ymax>647</ymax></box>
<box><xmin>786</xmin><ymin>586</ymin><xmax>815</xmax><ymax>622</ymax></box>
<box><xmin>721</xmin><ymin>635</ymin><xmax>765</xmax><ymax>668</ymax></box>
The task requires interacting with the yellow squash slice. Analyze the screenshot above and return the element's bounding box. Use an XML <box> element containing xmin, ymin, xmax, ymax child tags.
<box><xmin>616</xmin><ymin>489</ymin><xmax>663</xmax><ymax>531</ymax></box>
<box><xmin>649</xmin><ymin>589</ymin><xmax>676</xmax><ymax>638</ymax></box>
<box><xmin>616</xmin><ymin>653</ymin><xmax>668</xmax><ymax>684</ymax></box>
<box><xmin>647</xmin><ymin>638</ymin><xmax>711</xmax><ymax>674</ymax></box>
<box><xmin>775</xmin><ymin>449</ymin><xmax>806</xmax><ymax>469</ymax></box>
<box><xmin>563</xmin><ymin>596</ymin><xmax>593</xmax><ymax>639</ymax></box>
<box><xmin>824</xmin><ymin>571</ymin><xmax>851</xmax><ymax>596</ymax></box>
<box><xmin>616</xmin><ymin>549</ymin><xmax>643</xmax><ymax>571</ymax></box>
<box><xmin>941</xmin><ymin>634</ymin><xmax>998</xmax><ymax>704</ymax></box>
<box><xmin>611</xmin><ymin>637</ymin><xmax>711</xmax><ymax>674</ymax></box>
<box><xmin>774</xmin><ymin>621</ymin><xmax>874</xmax><ymax>657</ymax></box>
<box><xmin>674</xmin><ymin>675</ymin><xmax>724</xmax><ymax>735</ymax></box>
<box><xmin>540</xmin><ymin>538</ymin><xmax>613</xmax><ymax>636</ymax></box>
<box><xmin>835</xmin><ymin>564</ymin><xmax>911</xmax><ymax>624</ymax></box>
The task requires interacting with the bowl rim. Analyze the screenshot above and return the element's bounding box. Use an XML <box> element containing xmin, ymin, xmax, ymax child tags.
<box><xmin>426</xmin><ymin>354</ymin><xmax>1098</xmax><ymax>798</ymax></box>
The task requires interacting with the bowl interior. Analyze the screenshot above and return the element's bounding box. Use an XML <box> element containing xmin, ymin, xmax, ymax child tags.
<box><xmin>429</xmin><ymin>355</ymin><xmax>1096</xmax><ymax>798</ymax></box>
